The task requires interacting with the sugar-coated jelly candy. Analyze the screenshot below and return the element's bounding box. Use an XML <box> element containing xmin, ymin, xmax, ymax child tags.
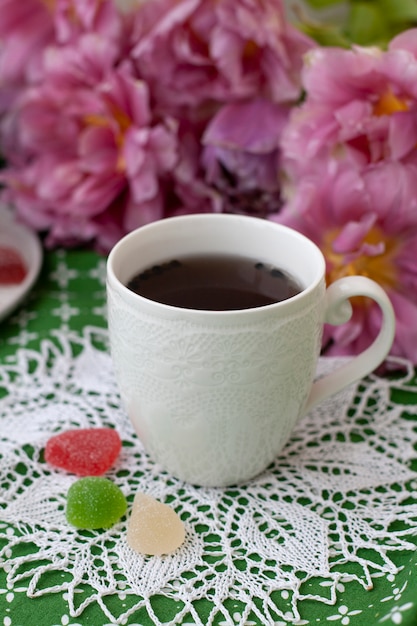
<box><xmin>0</xmin><ymin>246</ymin><xmax>27</xmax><ymax>284</ymax></box>
<box><xmin>66</xmin><ymin>477</ymin><xmax>127</xmax><ymax>529</ymax></box>
<box><xmin>45</xmin><ymin>428</ymin><xmax>121</xmax><ymax>476</ymax></box>
<box><xmin>127</xmin><ymin>492</ymin><xmax>185</xmax><ymax>556</ymax></box>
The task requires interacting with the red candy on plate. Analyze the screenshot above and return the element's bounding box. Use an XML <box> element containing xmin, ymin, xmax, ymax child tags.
<box><xmin>0</xmin><ymin>246</ymin><xmax>27</xmax><ymax>284</ymax></box>
<box><xmin>45</xmin><ymin>428</ymin><xmax>122</xmax><ymax>476</ymax></box>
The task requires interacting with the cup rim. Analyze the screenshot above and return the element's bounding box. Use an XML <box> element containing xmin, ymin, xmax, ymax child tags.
<box><xmin>107</xmin><ymin>213</ymin><xmax>326</xmax><ymax>317</ymax></box>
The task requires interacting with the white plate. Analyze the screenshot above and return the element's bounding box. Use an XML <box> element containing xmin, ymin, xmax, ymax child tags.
<box><xmin>0</xmin><ymin>207</ymin><xmax>43</xmax><ymax>322</ymax></box>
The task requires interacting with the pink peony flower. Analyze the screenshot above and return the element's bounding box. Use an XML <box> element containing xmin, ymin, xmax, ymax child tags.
<box><xmin>281</xmin><ymin>30</ymin><xmax>417</xmax><ymax>180</ymax></box>
<box><xmin>0</xmin><ymin>0</ymin><xmax>54</xmax><ymax>109</ymax></box>
<box><xmin>0</xmin><ymin>34</ymin><xmax>179</xmax><ymax>250</ymax></box>
<box><xmin>202</xmin><ymin>99</ymin><xmax>289</xmax><ymax>216</ymax></box>
<box><xmin>275</xmin><ymin>161</ymin><xmax>417</xmax><ymax>363</ymax></box>
<box><xmin>277</xmin><ymin>30</ymin><xmax>417</xmax><ymax>363</ymax></box>
<box><xmin>0</xmin><ymin>0</ymin><xmax>124</xmax><ymax>101</ymax></box>
<box><xmin>53</xmin><ymin>0</ymin><xmax>125</xmax><ymax>45</ymax></box>
<box><xmin>131</xmin><ymin>0</ymin><xmax>314</xmax><ymax>118</ymax></box>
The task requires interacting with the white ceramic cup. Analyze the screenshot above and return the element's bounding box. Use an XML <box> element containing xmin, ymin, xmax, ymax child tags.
<box><xmin>106</xmin><ymin>214</ymin><xmax>395</xmax><ymax>487</ymax></box>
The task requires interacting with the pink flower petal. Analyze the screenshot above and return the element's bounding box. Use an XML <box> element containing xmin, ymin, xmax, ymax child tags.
<box><xmin>78</xmin><ymin>126</ymin><xmax>118</xmax><ymax>173</ymax></box>
<box><xmin>203</xmin><ymin>100</ymin><xmax>289</xmax><ymax>153</ymax></box>
<box><xmin>332</xmin><ymin>214</ymin><xmax>376</xmax><ymax>254</ymax></box>
<box><xmin>388</xmin><ymin>111</ymin><xmax>417</xmax><ymax>160</ymax></box>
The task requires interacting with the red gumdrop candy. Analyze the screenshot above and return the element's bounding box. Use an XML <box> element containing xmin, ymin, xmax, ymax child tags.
<box><xmin>0</xmin><ymin>246</ymin><xmax>27</xmax><ymax>284</ymax></box>
<box><xmin>45</xmin><ymin>428</ymin><xmax>122</xmax><ymax>476</ymax></box>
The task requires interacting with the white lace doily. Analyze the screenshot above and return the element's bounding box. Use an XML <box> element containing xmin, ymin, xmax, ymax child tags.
<box><xmin>0</xmin><ymin>327</ymin><xmax>416</xmax><ymax>625</ymax></box>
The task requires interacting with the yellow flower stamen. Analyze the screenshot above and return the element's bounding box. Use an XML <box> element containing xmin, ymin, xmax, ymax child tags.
<box><xmin>323</xmin><ymin>226</ymin><xmax>398</xmax><ymax>304</ymax></box>
<box><xmin>108</xmin><ymin>103</ymin><xmax>132</xmax><ymax>135</ymax></box>
<box><xmin>243</xmin><ymin>40</ymin><xmax>260</xmax><ymax>59</ymax></box>
<box><xmin>373</xmin><ymin>89</ymin><xmax>409</xmax><ymax>117</ymax></box>
<box><xmin>41</xmin><ymin>0</ymin><xmax>56</xmax><ymax>10</ymax></box>
<box><xmin>83</xmin><ymin>114</ymin><xmax>110</xmax><ymax>129</ymax></box>
<box><xmin>84</xmin><ymin>105</ymin><xmax>133</xmax><ymax>173</ymax></box>
<box><xmin>41</xmin><ymin>0</ymin><xmax>105</xmax><ymax>16</ymax></box>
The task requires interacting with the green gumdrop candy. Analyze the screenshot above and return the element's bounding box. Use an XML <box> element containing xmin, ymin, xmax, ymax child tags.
<box><xmin>66</xmin><ymin>477</ymin><xmax>127</xmax><ymax>529</ymax></box>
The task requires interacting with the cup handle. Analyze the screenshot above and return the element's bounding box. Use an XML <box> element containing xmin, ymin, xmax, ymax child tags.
<box><xmin>304</xmin><ymin>276</ymin><xmax>396</xmax><ymax>414</ymax></box>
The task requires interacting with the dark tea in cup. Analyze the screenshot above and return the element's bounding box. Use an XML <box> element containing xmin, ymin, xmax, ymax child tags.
<box><xmin>126</xmin><ymin>254</ymin><xmax>302</xmax><ymax>310</ymax></box>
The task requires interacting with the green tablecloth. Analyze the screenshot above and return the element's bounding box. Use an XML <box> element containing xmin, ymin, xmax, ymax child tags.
<box><xmin>0</xmin><ymin>248</ymin><xmax>416</xmax><ymax>626</ymax></box>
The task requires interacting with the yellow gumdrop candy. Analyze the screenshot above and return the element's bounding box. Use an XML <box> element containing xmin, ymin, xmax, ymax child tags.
<box><xmin>127</xmin><ymin>492</ymin><xmax>185</xmax><ymax>556</ymax></box>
